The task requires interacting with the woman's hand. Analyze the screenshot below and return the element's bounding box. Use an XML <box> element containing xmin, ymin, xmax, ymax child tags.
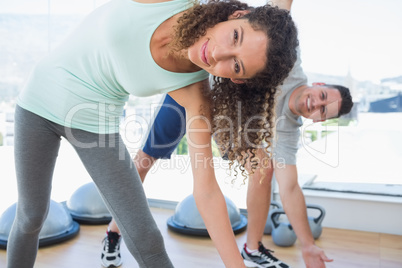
<box><xmin>168</xmin><ymin>82</ymin><xmax>246</xmax><ymax>268</ymax></box>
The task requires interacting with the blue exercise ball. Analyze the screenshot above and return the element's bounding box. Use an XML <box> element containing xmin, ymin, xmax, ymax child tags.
<box><xmin>167</xmin><ymin>194</ymin><xmax>247</xmax><ymax>236</ymax></box>
<box><xmin>0</xmin><ymin>200</ymin><xmax>79</xmax><ymax>249</ymax></box>
<box><xmin>66</xmin><ymin>182</ymin><xmax>112</xmax><ymax>224</ymax></box>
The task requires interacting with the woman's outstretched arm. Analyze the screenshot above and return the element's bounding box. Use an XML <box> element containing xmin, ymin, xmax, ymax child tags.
<box><xmin>169</xmin><ymin>82</ymin><xmax>246</xmax><ymax>268</ymax></box>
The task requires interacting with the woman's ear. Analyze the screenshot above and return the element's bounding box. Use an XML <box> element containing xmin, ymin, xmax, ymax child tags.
<box><xmin>230</xmin><ymin>78</ymin><xmax>246</xmax><ymax>84</ymax></box>
<box><xmin>228</xmin><ymin>10</ymin><xmax>250</xmax><ymax>20</ymax></box>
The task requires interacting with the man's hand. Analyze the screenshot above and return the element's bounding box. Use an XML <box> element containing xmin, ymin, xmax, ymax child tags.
<box><xmin>302</xmin><ymin>244</ymin><xmax>333</xmax><ymax>268</ymax></box>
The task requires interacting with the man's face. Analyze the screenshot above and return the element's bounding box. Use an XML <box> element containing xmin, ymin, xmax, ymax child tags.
<box><xmin>294</xmin><ymin>85</ymin><xmax>342</xmax><ymax>122</ymax></box>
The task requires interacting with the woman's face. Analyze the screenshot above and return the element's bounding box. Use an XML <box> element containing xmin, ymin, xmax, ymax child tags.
<box><xmin>187</xmin><ymin>18</ymin><xmax>268</xmax><ymax>82</ymax></box>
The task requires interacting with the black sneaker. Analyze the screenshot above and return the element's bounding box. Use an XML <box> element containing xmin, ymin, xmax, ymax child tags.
<box><xmin>101</xmin><ymin>231</ymin><xmax>122</xmax><ymax>268</ymax></box>
<box><xmin>241</xmin><ymin>242</ymin><xmax>290</xmax><ymax>268</ymax></box>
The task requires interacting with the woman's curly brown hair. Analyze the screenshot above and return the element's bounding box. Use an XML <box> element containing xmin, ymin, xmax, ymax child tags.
<box><xmin>172</xmin><ymin>0</ymin><xmax>299</xmax><ymax>180</ymax></box>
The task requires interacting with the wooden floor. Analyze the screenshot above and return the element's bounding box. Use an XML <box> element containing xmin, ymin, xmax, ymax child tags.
<box><xmin>1</xmin><ymin>207</ymin><xmax>402</xmax><ymax>268</ymax></box>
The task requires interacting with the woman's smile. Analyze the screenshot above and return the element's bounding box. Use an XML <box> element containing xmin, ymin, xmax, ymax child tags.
<box><xmin>201</xmin><ymin>40</ymin><xmax>210</xmax><ymax>65</ymax></box>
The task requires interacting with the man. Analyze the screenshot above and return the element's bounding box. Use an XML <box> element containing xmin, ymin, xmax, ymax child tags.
<box><xmin>100</xmin><ymin>2</ymin><xmax>353</xmax><ymax>268</ymax></box>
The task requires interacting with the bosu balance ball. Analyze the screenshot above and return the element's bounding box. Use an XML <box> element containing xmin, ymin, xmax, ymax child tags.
<box><xmin>0</xmin><ymin>200</ymin><xmax>80</xmax><ymax>249</ymax></box>
<box><xmin>65</xmin><ymin>182</ymin><xmax>112</xmax><ymax>224</ymax></box>
<box><xmin>167</xmin><ymin>194</ymin><xmax>247</xmax><ymax>236</ymax></box>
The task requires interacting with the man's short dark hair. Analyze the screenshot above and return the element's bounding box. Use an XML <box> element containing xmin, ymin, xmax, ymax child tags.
<box><xmin>325</xmin><ymin>84</ymin><xmax>353</xmax><ymax>117</ymax></box>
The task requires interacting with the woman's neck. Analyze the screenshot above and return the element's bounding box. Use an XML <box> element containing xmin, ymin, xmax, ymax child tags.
<box><xmin>150</xmin><ymin>12</ymin><xmax>201</xmax><ymax>73</ymax></box>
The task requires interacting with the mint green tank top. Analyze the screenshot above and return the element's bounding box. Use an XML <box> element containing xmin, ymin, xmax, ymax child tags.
<box><xmin>17</xmin><ymin>0</ymin><xmax>208</xmax><ymax>134</ymax></box>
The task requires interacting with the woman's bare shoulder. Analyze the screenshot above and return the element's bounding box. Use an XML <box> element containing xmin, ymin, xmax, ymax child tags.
<box><xmin>168</xmin><ymin>80</ymin><xmax>210</xmax><ymax>111</ymax></box>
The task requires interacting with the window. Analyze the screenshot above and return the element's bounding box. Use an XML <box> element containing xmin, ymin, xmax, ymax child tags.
<box><xmin>0</xmin><ymin>0</ymin><xmax>112</xmax><ymax>210</ymax></box>
<box><xmin>292</xmin><ymin>0</ymin><xmax>402</xmax><ymax>196</ymax></box>
<box><xmin>0</xmin><ymin>0</ymin><xmax>103</xmax><ymax>145</ymax></box>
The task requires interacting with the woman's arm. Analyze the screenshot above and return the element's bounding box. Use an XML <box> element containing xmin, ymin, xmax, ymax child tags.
<box><xmin>169</xmin><ymin>82</ymin><xmax>246</xmax><ymax>268</ymax></box>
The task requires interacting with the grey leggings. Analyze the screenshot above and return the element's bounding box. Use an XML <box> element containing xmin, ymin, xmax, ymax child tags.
<box><xmin>7</xmin><ymin>105</ymin><xmax>173</xmax><ymax>268</ymax></box>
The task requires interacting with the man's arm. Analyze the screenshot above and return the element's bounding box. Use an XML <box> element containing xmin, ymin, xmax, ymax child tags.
<box><xmin>274</xmin><ymin>162</ymin><xmax>333</xmax><ymax>267</ymax></box>
<box><xmin>270</xmin><ymin>0</ymin><xmax>332</xmax><ymax>266</ymax></box>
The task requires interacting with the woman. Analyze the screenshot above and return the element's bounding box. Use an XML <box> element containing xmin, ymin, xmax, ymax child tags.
<box><xmin>7</xmin><ymin>0</ymin><xmax>298</xmax><ymax>267</ymax></box>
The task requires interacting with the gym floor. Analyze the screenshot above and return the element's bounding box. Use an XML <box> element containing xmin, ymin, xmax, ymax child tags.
<box><xmin>1</xmin><ymin>206</ymin><xmax>401</xmax><ymax>268</ymax></box>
